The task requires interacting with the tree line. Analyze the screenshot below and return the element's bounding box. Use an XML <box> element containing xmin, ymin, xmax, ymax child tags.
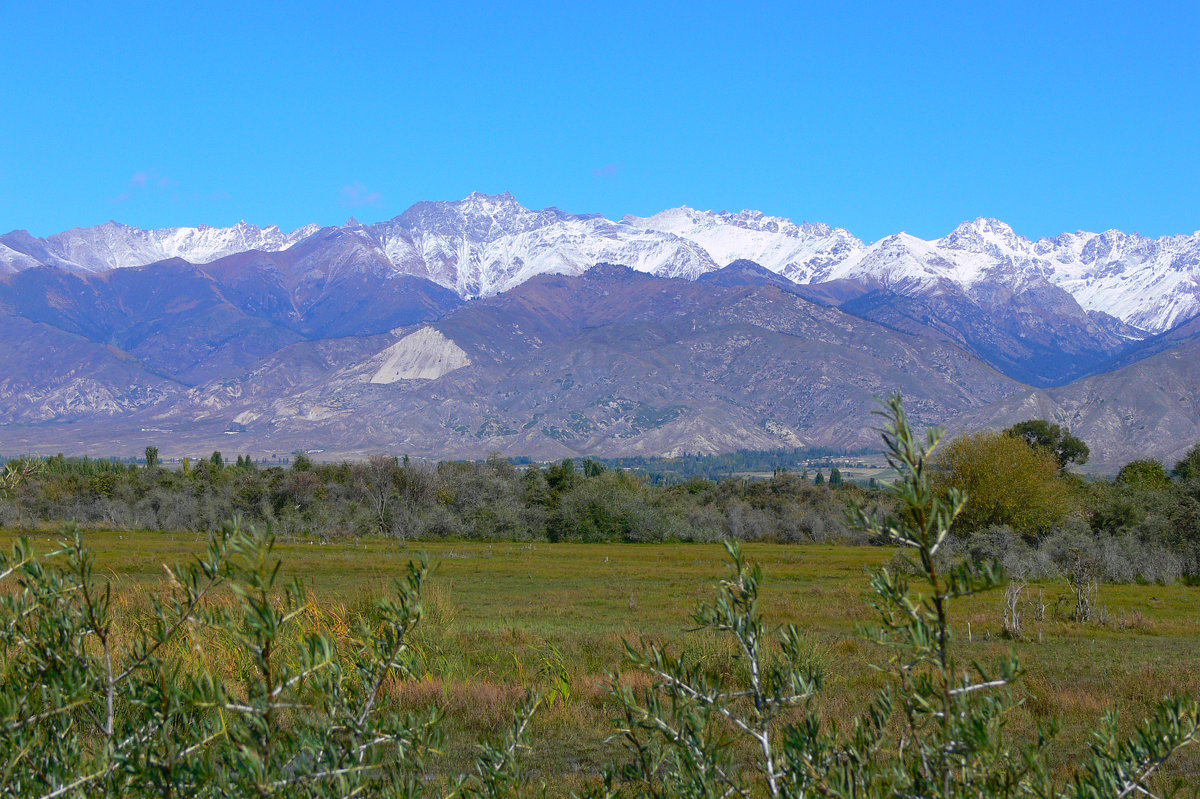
<box><xmin>3</xmin><ymin>417</ymin><xmax>1200</xmax><ymax>581</ymax></box>
<box><xmin>0</xmin><ymin>450</ymin><xmax>872</xmax><ymax>546</ymax></box>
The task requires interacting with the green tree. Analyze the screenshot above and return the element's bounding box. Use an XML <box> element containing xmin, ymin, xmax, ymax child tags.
<box><xmin>1116</xmin><ymin>458</ymin><xmax>1171</xmax><ymax>489</ymax></box>
<box><xmin>209</xmin><ymin>451</ymin><xmax>223</xmax><ymax>470</ymax></box>
<box><xmin>1003</xmin><ymin>419</ymin><xmax>1089</xmax><ymax>470</ymax></box>
<box><xmin>144</xmin><ymin>446</ymin><xmax>159</xmax><ymax>469</ymax></box>
<box><xmin>1173</xmin><ymin>441</ymin><xmax>1200</xmax><ymax>481</ymax></box>
<box><xmin>828</xmin><ymin>466</ymin><xmax>843</xmax><ymax>486</ymax></box>
<box><xmin>934</xmin><ymin>430</ymin><xmax>1073</xmax><ymax>535</ymax></box>
<box><xmin>545</xmin><ymin>458</ymin><xmax>578</xmax><ymax>493</ymax></box>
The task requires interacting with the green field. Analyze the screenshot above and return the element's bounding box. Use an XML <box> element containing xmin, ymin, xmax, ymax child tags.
<box><xmin>5</xmin><ymin>529</ymin><xmax>1200</xmax><ymax>791</ymax></box>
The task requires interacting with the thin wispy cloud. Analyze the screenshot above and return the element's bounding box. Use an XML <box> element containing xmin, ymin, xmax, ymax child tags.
<box><xmin>112</xmin><ymin>169</ymin><xmax>175</xmax><ymax>203</ymax></box>
<box><xmin>130</xmin><ymin>170</ymin><xmax>172</xmax><ymax>189</ymax></box>
<box><xmin>340</xmin><ymin>181</ymin><xmax>383</xmax><ymax>207</ymax></box>
<box><xmin>592</xmin><ymin>163</ymin><xmax>620</xmax><ymax>178</ymax></box>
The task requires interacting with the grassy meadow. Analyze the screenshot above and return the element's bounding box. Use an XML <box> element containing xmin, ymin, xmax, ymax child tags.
<box><xmin>3</xmin><ymin>528</ymin><xmax>1199</xmax><ymax>792</ymax></box>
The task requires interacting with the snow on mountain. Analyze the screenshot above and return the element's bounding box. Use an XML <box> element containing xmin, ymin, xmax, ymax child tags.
<box><xmin>0</xmin><ymin>220</ymin><xmax>318</xmax><ymax>273</ymax></box>
<box><xmin>368</xmin><ymin>192</ymin><xmax>716</xmax><ymax>297</ymax></box>
<box><xmin>830</xmin><ymin>232</ymin><xmax>968</xmax><ymax>291</ymax></box>
<box><xmin>927</xmin><ymin>218</ymin><xmax>1200</xmax><ymax>332</ymax></box>
<box><xmin>0</xmin><ymin>240</ymin><xmax>48</xmax><ymax>275</ymax></box>
<box><xmin>624</xmin><ymin>212</ymin><xmax>1200</xmax><ymax>333</ymax></box>
<box><xmin>624</xmin><ymin>206</ymin><xmax>866</xmax><ymax>285</ymax></box>
<box><xmin>1035</xmin><ymin>229</ymin><xmax>1200</xmax><ymax>333</ymax></box>
<box><xmin>5</xmin><ymin>196</ymin><xmax>1200</xmax><ymax>333</ymax></box>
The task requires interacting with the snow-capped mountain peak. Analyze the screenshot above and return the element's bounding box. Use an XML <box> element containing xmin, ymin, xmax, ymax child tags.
<box><xmin>625</xmin><ymin>205</ymin><xmax>866</xmax><ymax>285</ymax></box>
<box><xmin>4</xmin><ymin>193</ymin><xmax>1200</xmax><ymax>333</ymax></box>
<box><xmin>941</xmin><ymin>217</ymin><xmax>1024</xmax><ymax>253</ymax></box>
<box><xmin>0</xmin><ymin>219</ymin><xmax>319</xmax><ymax>274</ymax></box>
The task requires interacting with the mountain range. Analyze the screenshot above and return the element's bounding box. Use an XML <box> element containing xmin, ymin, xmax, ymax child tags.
<box><xmin>2</xmin><ymin>193</ymin><xmax>1199</xmax><ymax>471</ymax></box>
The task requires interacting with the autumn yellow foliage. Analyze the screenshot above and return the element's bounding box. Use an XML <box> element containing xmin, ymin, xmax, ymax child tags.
<box><xmin>934</xmin><ymin>430</ymin><xmax>1075</xmax><ymax>535</ymax></box>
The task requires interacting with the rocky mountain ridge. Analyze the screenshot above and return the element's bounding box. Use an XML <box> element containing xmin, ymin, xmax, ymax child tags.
<box><xmin>7</xmin><ymin>193</ymin><xmax>1200</xmax><ymax>333</ymax></box>
<box><xmin>0</xmin><ymin>220</ymin><xmax>319</xmax><ymax>274</ymax></box>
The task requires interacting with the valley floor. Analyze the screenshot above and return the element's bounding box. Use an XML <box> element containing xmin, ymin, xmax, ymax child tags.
<box><xmin>4</xmin><ymin>530</ymin><xmax>1198</xmax><ymax>791</ymax></box>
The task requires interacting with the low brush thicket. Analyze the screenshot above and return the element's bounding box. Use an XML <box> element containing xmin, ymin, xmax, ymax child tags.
<box><xmin>0</xmin><ymin>452</ymin><xmax>870</xmax><ymax>546</ymax></box>
<box><xmin>2</xmin><ymin>396</ymin><xmax>1198</xmax><ymax>797</ymax></box>
<box><xmin>5</xmin><ymin>427</ymin><xmax>1200</xmax><ymax>582</ymax></box>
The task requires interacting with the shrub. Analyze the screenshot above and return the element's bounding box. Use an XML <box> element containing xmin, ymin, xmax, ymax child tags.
<box><xmin>934</xmin><ymin>430</ymin><xmax>1075</xmax><ymax>536</ymax></box>
<box><xmin>1173</xmin><ymin>441</ymin><xmax>1200</xmax><ymax>482</ymax></box>
<box><xmin>1117</xmin><ymin>459</ymin><xmax>1172</xmax><ymax>489</ymax></box>
<box><xmin>946</xmin><ymin>524</ymin><xmax>1059</xmax><ymax>580</ymax></box>
<box><xmin>1041</xmin><ymin>524</ymin><xmax>1184</xmax><ymax>585</ymax></box>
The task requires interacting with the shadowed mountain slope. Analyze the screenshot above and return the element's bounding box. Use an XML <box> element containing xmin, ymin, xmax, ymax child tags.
<box><xmin>697</xmin><ymin>260</ymin><xmax>1138</xmax><ymax>387</ymax></box>
<box><xmin>0</xmin><ymin>266</ymin><xmax>1027</xmax><ymax>460</ymax></box>
<box><xmin>0</xmin><ymin>242</ymin><xmax>463</xmax><ymax>388</ymax></box>
<box><xmin>0</xmin><ymin>315</ymin><xmax>182</xmax><ymax>424</ymax></box>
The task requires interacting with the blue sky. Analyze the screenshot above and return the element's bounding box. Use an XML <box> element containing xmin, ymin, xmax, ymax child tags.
<box><xmin>2</xmin><ymin>0</ymin><xmax>1197</xmax><ymax>242</ymax></box>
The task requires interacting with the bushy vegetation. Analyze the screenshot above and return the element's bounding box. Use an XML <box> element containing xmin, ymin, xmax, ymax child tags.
<box><xmin>933</xmin><ymin>430</ymin><xmax>1072</xmax><ymax>535</ymax></box>
<box><xmin>7</xmin><ymin>419</ymin><xmax>1200</xmax><ymax>583</ymax></box>
<box><xmin>0</xmin><ymin>520</ymin><xmax>548</xmax><ymax>798</ymax></box>
<box><xmin>1086</xmin><ymin>461</ymin><xmax>1200</xmax><ymax>579</ymax></box>
<box><xmin>0</xmin><ymin>452</ymin><xmax>877</xmax><ymax>545</ymax></box>
<box><xmin>929</xmin><ymin>433</ymin><xmax>1200</xmax><ymax>582</ymax></box>
<box><xmin>1003</xmin><ymin>419</ymin><xmax>1090</xmax><ymax>470</ymax></box>
<box><xmin>2</xmin><ymin>395</ymin><xmax>1197</xmax><ymax>797</ymax></box>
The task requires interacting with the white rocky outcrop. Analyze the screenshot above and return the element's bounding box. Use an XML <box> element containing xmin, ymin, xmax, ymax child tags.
<box><xmin>369</xmin><ymin>327</ymin><xmax>470</xmax><ymax>383</ymax></box>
